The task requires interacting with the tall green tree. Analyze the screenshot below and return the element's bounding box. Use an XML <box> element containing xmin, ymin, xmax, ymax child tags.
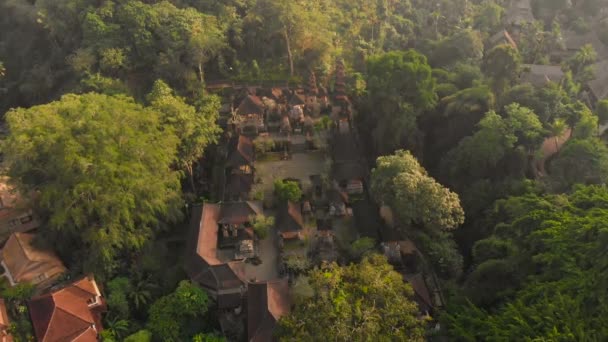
<box><xmin>247</xmin><ymin>0</ymin><xmax>332</xmax><ymax>76</ymax></box>
<box><xmin>445</xmin><ymin>186</ymin><xmax>608</xmax><ymax>340</ymax></box>
<box><xmin>147</xmin><ymin>80</ymin><xmax>221</xmax><ymax>193</ymax></box>
<box><xmin>549</xmin><ymin>138</ymin><xmax>608</xmax><ymax>191</ymax></box>
<box><xmin>3</xmin><ymin>93</ymin><xmax>183</xmax><ymax>274</ymax></box>
<box><xmin>366</xmin><ymin>50</ymin><xmax>437</xmax><ymax>154</ymax></box>
<box><xmin>372</xmin><ymin>150</ymin><xmax>464</xmax><ymax>231</ymax></box>
<box><xmin>276</xmin><ymin>255</ymin><xmax>425</xmax><ymax>341</ymax></box>
<box><xmin>482</xmin><ymin>44</ymin><xmax>521</xmax><ymax>95</ymax></box>
<box><xmin>441</xmin><ymin>104</ymin><xmax>543</xmax><ymax>189</ymax></box>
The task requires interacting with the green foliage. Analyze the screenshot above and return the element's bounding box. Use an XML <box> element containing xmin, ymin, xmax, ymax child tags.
<box><xmin>192</xmin><ymin>333</ymin><xmax>226</xmax><ymax>342</ymax></box>
<box><xmin>430</xmin><ymin>29</ymin><xmax>484</xmax><ymax>67</ymax></box>
<box><xmin>2</xmin><ymin>283</ymin><xmax>35</xmax><ymax>304</ymax></box>
<box><xmin>549</xmin><ymin>138</ymin><xmax>608</xmax><ymax>191</ymax></box>
<box><xmin>251</xmin><ymin>214</ymin><xmax>275</xmax><ymax>239</ymax></box>
<box><xmin>80</xmin><ymin>73</ymin><xmax>130</xmax><ymax>96</ymax></box>
<box><xmin>3</xmin><ymin>93</ymin><xmax>183</xmax><ymax>274</ymax></box>
<box><xmin>442</xmin><ymin>104</ymin><xmax>543</xmax><ymax>189</ymax></box>
<box><xmin>445</xmin><ymin>186</ymin><xmax>608</xmax><ymax>340</ymax></box>
<box><xmin>102</xmin><ymin>315</ymin><xmax>130</xmax><ymax>341</ymax></box>
<box><xmin>372</xmin><ymin>150</ymin><xmax>464</xmax><ymax>231</ymax></box>
<box><xmin>147</xmin><ymin>80</ymin><xmax>221</xmax><ymax>192</ymax></box>
<box><xmin>415</xmin><ymin>230</ymin><xmax>463</xmax><ymax>279</ymax></box>
<box><xmin>348</xmin><ymin>237</ymin><xmax>376</xmax><ymax>261</ymax></box>
<box><xmin>106</xmin><ymin>277</ymin><xmax>133</xmax><ymax>319</ymax></box>
<box><xmin>124</xmin><ymin>330</ymin><xmax>153</xmax><ymax>342</ymax></box>
<box><xmin>449</xmin><ymin>63</ymin><xmax>483</xmax><ymax>90</ymax></box>
<box><xmin>565</xmin><ymin>44</ymin><xmax>597</xmax><ymax>84</ymax></box>
<box><xmin>596</xmin><ymin>99</ymin><xmax>608</xmax><ymax>125</ymax></box>
<box><xmin>2</xmin><ymin>283</ymin><xmax>36</xmax><ymax>341</ymax></box>
<box><xmin>276</xmin><ymin>255</ymin><xmax>425</xmax><ymax>341</ymax></box>
<box><xmin>253</xmin><ymin>136</ymin><xmax>275</xmax><ymax>156</ymax></box>
<box><xmin>482</xmin><ymin>44</ymin><xmax>521</xmax><ymax>94</ymax></box>
<box><xmin>472</xmin><ymin>1</ymin><xmax>503</xmax><ymax>33</ymax></box>
<box><xmin>366</xmin><ymin>50</ymin><xmax>437</xmax><ymax>153</ymax></box>
<box><xmin>147</xmin><ymin>280</ymin><xmax>210</xmax><ymax>342</ymax></box>
<box><xmin>283</xmin><ymin>255</ymin><xmax>312</xmax><ymax>275</ymax></box>
<box><xmin>274</xmin><ymin>180</ymin><xmax>302</xmax><ymax>202</ymax></box>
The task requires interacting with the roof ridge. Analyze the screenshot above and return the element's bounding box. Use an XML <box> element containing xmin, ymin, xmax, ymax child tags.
<box><xmin>69</xmin><ymin>326</ymin><xmax>96</xmax><ymax>341</ymax></box>
<box><xmin>53</xmin><ymin>306</ymin><xmax>91</xmax><ymax>326</ymax></box>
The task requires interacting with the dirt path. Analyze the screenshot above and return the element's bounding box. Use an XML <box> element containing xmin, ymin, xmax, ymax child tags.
<box><xmin>535</xmin><ymin>128</ymin><xmax>572</xmax><ymax>177</ymax></box>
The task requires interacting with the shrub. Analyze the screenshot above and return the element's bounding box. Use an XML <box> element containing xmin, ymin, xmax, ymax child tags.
<box><xmin>251</xmin><ymin>215</ymin><xmax>275</xmax><ymax>239</ymax></box>
<box><xmin>274</xmin><ymin>180</ymin><xmax>302</xmax><ymax>202</ymax></box>
<box><xmin>254</xmin><ymin>136</ymin><xmax>275</xmax><ymax>155</ymax></box>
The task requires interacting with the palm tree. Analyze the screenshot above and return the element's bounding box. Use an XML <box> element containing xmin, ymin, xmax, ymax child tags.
<box><xmin>129</xmin><ymin>274</ymin><xmax>158</xmax><ymax>311</ymax></box>
<box><xmin>572</xmin><ymin>44</ymin><xmax>597</xmax><ymax>75</ymax></box>
<box><xmin>549</xmin><ymin>118</ymin><xmax>567</xmax><ymax>152</ymax></box>
<box><xmin>104</xmin><ymin>315</ymin><xmax>130</xmax><ymax>341</ymax></box>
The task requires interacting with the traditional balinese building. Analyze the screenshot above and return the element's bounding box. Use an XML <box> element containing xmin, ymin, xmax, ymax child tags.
<box><xmin>520</xmin><ymin>64</ymin><xmax>564</xmax><ymax>87</ymax></box>
<box><xmin>185</xmin><ymin>202</ymin><xmax>264</xmax><ymax>309</ymax></box>
<box><xmin>234</xmin><ymin>95</ymin><xmax>266</xmax><ymax>136</ymax></box>
<box><xmin>227</xmin><ymin>135</ymin><xmax>255</xmax><ymax>176</ymax></box>
<box><xmin>28</xmin><ymin>275</ymin><xmax>106</xmax><ymax>342</ymax></box>
<box><xmin>247</xmin><ymin>279</ymin><xmax>290</xmax><ymax>342</ymax></box>
<box><xmin>0</xmin><ymin>179</ymin><xmax>41</xmax><ymax>241</ymax></box>
<box><xmin>276</xmin><ymin>201</ymin><xmax>304</xmax><ymax>241</ymax></box>
<box><xmin>1</xmin><ymin>233</ymin><xmax>67</xmax><ymax>290</ymax></box>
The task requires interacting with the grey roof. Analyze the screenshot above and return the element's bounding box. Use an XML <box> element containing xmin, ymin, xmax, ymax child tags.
<box><xmin>504</xmin><ymin>0</ymin><xmax>535</xmax><ymax>26</ymax></box>
<box><xmin>488</xmin><ymin>29</ymin><xmax>518</xmax><ymax>49</ymax></box>
<box><xmin>277</xmin><ymin>201</ymin><xmax>304</xmax><ymax>233</ymax></box>
<box><xmin>563</xmin><ymin>30</ymin><xmax>608</xmax><ymax>58</ymax></box>
<box><xmin>521</xmin><ymin>64</ymin><xmax>564</xmax><ymax>86</ymax></box>
<box><xmin>226</xmin><ymin>135</ymin><xmax>254</xmax><ymax>168</ymax></box>
<box><xmin>588</xmin><ymin>60</ymin><xmax>608</xmax><ymax>100</ymax></box>
<box><xmin>218</xmin><ymin>201</ymin><xmax>264</xmax><ymax>225</ymax></box>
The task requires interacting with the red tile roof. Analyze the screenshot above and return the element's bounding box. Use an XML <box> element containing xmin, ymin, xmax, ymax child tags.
<box><xmin>29</xmin><ymin>276</ymin><xmax>104</xmax><ymax>342</ymax></box>
<box><xmin>227</xmin><ymin>135</ymin><xmax>254</xmax><ymax>168</ymax></box>
<box><xmin>277</xmin><ymin>201</ymin><xmax>304</xmax><ymax>236</ymax></box>
<box><xmin>196</xmin><ymin>203</ymin><xmax>222</xmax><ymax>265</ymax></box>
<box><xmin>237</xmin><ymin>95</ymin><xmax>265</xmax><ymax>116</ymax></box>
<box><xmin>185</xmin><ymin>204</ymin><xmax>248</xmax><ymax>307</ymax></box>
<box><xmin>218</xmin><ymin>202</ymin><xmax>263</xmax><ymax>225</ymax></box>
<box><xmin>0</xmin><ymin>299</ymin><xmax>12</xmax><ymax>342</ymax></box>
<box><xmin>248</xmin><ymin>279</ymin><xmax>290</xmax><ymax>342</ymax></box>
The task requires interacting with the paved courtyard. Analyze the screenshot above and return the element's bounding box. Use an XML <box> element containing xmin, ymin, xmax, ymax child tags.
<box><xmin>255</xmin><ymin>150</ymin><xmax>327</xmax><ymax>199</ymax></box>
<box><xmin>241</xmin><ymin>227</ymin><xmax>280</xmax><ymax>282</ymax></box>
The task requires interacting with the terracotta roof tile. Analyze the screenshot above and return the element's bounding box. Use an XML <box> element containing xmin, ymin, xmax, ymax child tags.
<box><xmin>28</xmin><ymin>277</ymin><xmax>103</xmax><ymax>342</ymax></box>
<box><xmin>237</xmin><ymin>96</ymin><xmax>265</xmax><ymax>116</ymax></box>
<box><xmin>277</xmin><ymin>201</ymin><xmax>304</xmax><ymax>234</ymax></box>
<box><xmin>227</xmin><ymin>135</ymin><xmax>254</xmax><ymax>168</ymax></box>
<box><xmin>196</xmin><ymin>204</ymin><xmax>222</xmax><ymax>266</ymax></box>
<box><xmin>218</xmin><ymin>202</ymin><xmax>263</xmax><ymax>225</ymax></box>
<box><xmin>248</xmin><ymin>279</ymin><xmax>290</xmax><ymax>342</ymax></box>
<box><xmin>2</xmin><ymin>233</ymin><xmax>67</xmax><ymax>287</ymax></box>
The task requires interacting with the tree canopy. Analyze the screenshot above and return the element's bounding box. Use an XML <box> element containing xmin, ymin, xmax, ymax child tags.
<box><xmin>444</xmin><ymin>186</ymin><xmax>608</xmax><ymax>340</ymax></box>
<box><xmin>276</xmin><ymin>255</ymin><xmax>425</xmax><ymax>341</ymax></box>
<box><xmin>372</xmin><ymin>150</ymin><xmax>464</xmax><ymax>231</ymax></box>
<box><xmin>3</xmin><ymin>93</ymin><xmax>183</xmax><ymax>274</ymax></box>
<box><xmin>365</xmin><ymin>50</ymin><xmax>437</xmax><ymax>154</ymax></box>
